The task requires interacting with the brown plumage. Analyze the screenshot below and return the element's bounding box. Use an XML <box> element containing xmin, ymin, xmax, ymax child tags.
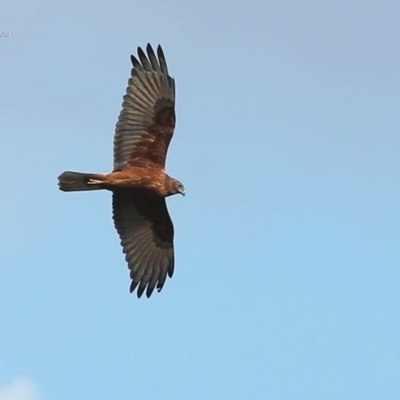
<box><xmin>58</xmin><ymin>44</ymin><xmax>185</xmax><ymax>298</ymax></box>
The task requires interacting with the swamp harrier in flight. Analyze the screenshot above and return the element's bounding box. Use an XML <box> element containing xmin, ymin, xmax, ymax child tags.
<box><xmin>58</xmin><ymin>44</ymin><xmax>185</xmax><ymax>298</ymax></box>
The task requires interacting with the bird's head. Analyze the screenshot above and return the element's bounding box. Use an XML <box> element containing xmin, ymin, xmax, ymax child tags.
<box><xmin>168</xmin><ymin>178</ymin><xmax>186</xmax><ymax>197</ymax></box>
<box><xmin>174</xmin><ymin>179</ymin><xmax>186</xmax><ymax>196</ymax></box>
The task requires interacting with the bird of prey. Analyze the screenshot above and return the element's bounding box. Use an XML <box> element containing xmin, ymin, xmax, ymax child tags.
<box><xmin>58</xmin><ymin>44</ymin><xmax>185</xmax><ymax>298</ymax></box>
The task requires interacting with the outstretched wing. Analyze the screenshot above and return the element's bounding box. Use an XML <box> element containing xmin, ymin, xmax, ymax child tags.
<box><xmin>112</xmin><ymin>191</ymin><xmax>175</xmax><ymax>298</ymax></box>
<box><xmin>114</xmin><ymin>44</ymin><xmax>176</xmax><ymax>171</ymax></box>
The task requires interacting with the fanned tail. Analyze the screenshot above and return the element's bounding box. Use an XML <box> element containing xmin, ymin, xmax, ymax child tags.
<box><xmin>58</xmin><ymin>171</ymin><xmax>103</xmax><ymax>192</ymax></box>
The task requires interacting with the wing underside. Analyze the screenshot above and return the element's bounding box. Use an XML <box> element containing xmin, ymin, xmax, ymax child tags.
<box><xmin>113</xmin><ymin>44</ymin><xmax>176</xmax><ymax>171</ymax></box>
<box><xmin>112</xmin><ymin>191</ymin><xmax>175</xmax><ymax>298</ymax></box>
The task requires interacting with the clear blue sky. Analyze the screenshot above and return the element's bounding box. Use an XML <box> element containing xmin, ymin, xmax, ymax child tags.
<box><xmin>1</xmin><ymin>1</ymin><xmax>400</xmax><ymax>399</ymax></box>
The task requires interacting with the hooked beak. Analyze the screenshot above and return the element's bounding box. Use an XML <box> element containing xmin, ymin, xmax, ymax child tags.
<box><xmin>179</xmin><ymin>186</ymin><xmax>186</xmax><ymax>196</ymax></box>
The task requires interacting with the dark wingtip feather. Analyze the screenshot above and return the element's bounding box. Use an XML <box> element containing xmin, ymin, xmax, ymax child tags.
<box><xmin>146</xmin><ymin>285</ymin><xmax>156</xmax><ymax>298</ymax></box>
<box><xmin>137</xmin><ymin>46</ymin><xmax>146</xmax><ymax>60</ymax></box>
<box><xmin>146</xmin><ymin>44</ymin><xmax>161</xmax><ymax>73</ymax></box>
<box><xmin>130</xmin><ymin>280</ymin><xmax>139</xmax><ymax>294</ymax></box>
<box><xmin>130</xmin><ymin>280</ymin><xmax>161</xmax><ymax>299</ymax></box>
<box><xmin>167</xmin><ymin>258</ymin><xmax>174</xmax><ymax>278</ymax></box>
<box><xmin>157</xmin><ymin>44</ymin><xmax>164</xmax><ymax>58</ymax></box>
<box><xmin>157</xmin><ymin>45</ymin><xmax>169</xmax><ymax>76</ymax></box>
<box><xmin>137</xmin><ymin>46</ymin><xmax>153</xmax><ymax>72</ymax></box>
<box><xmin>156</xmin><ymin>271</ymin><xmax>167</xmax><ymax>292</ymax></box>
<box><xmin>130</xmin><ymin>54</ymin><xmax>141</xmax><ymax>68</ymax></box>
<box><xmin>137</xmin><ymin>283</ymin><xmax>146</xmax><ymax>298</ymax></box>
<box><xmin>146</xmin><ymin>43</ymin><xmax>154</xmax><ymax>54</ymax></box>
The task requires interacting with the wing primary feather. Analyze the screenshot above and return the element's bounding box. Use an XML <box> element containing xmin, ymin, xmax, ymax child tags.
<box><xmin>136</xmin><ymin>246</ymin><xmax>160</xmax><ymax>298</ymax></box>
<box><xmin>129</xmin><ymin>247</ymin><xmax>154</xmax><ymax>283</ymax></box>
<box><xmin>137</xmin><ymin>280</ymin><xmax>148</xmax><ymax>298</ymax></box>
<box><xmin>137</xmin><ymin>47</ymin><xmax>152</xmax><ymax>72</ymax></box>
<box><xmin>168</xmin><ymin>77</ymin><xmax>175</xmax><ymax>100</ymax></box>
<box><xmin>157</xmin><ymin>45</ymin><xmax>169</xmax><ymax>77</ymax></box>
<box><xmin>168</xmin><ymin>253</ymin><xmax>175</xmax><ymax>278</ymax></box>
<box><xmin>146</xmin><ymin>285</ymin><xmax>156</xmax><ymax>298</ymax></box>
<box><xmin>133</xmin><ymin>69</ymin><xmax>158</xmax><ymax>98</ymax></box>
<box><xmin>129</xmin><ymin>247</ymin><xmax>152</xmax><ymax>278</ymax></box>
<box><xmin>131</xmin><ymin>73</ymin><xmax>157</xmax><ymax>103</ymax></box>
<box><xmin>157</xmin><ymin>272</ymin><xmax>167</xmax><ymax>291</ymax></box>
<box><xmin>146</xmin><ymin>271</ymin><xmax>160</xmax><ymax>298</ymax></box>
<box><xmin>144</xmin><ymin>65</ymin><xmax>162</xmax><ymax>94</ymax></box>
<box><xmin>131</xmin><ymin>263</ymin><xmax>147</xmax><ymax>285</ymax></box>
<box><xmin>144</xmin><ymin>251</ymin><xmax>161</xmax><ymax>298</ymax></box>
<box><xmin>130</xmin><ymin>280</ymin><xmax>139</xmax><ymax>294</ymax></box>
<box><xmin>130</xmin><ymin>55</ymin><xmax>142</xmax><ymax>69</ymax></box>
<box><xmin>146</xmin><ymin>44</ymin><xmax>161</xmax><ymax>73</ymax></box>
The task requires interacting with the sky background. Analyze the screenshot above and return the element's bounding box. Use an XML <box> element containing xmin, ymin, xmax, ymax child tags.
<box><xmin>1</xmin><ymin>1</ymin><xmax>400</xmax><ymax>399</ymax></box>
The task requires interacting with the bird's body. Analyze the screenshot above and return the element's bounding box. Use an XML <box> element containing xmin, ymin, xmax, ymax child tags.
<box><xmin>58</xmin><ymin>44</ymin><xmax>185</xmax><ymax>298</ymax></box>
<box><xmin>59</xmin><ymin>167</ymin><xmax>179</xmax><ymax>195</ymax></box>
